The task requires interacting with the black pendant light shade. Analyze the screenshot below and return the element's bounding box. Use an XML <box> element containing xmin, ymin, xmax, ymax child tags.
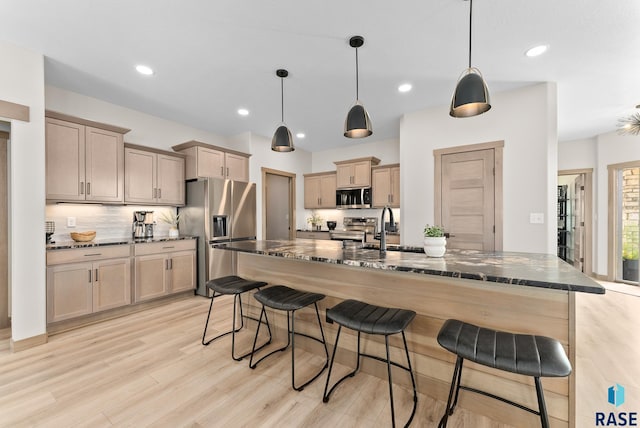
<box><xmin>271</xmin><ymin>68</ymin><xmax>295</xmax><ymax>152</ymax></box>
<box><xmin>450</xmin><ymin>0</ymin><xmax>491</xmax><ymax>118</ymax></box>
<box><xmin>344</xmin><ymin>36</ymin><xmax>373</xmax><ymax>138</ymax></box>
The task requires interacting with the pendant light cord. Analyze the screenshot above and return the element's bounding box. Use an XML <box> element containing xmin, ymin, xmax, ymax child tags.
<box><xmin>355</xmin><ymin>47</ymin><xmax>360</xmax><ymax>101</ymax></box>
<box><xmin>468</xmin><ymin>0</ymin><xmax>473</xmax><ymax>68</ymax></box>
<box><xmin>280</xmin><ymin>77</ymin><xmax>284</xmax><ymax>123</ymax></box>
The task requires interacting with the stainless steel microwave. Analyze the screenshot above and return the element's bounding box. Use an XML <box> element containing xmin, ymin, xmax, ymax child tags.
<box><xmin>336</xmin><ymin>188</ymin><xmax>372</xmax><ymax>209</ymax></box>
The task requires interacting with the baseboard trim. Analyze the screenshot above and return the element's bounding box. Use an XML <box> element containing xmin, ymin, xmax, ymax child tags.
<box><xmin>10</xmin><ymin>333</ymin><xmax>48</xmax><ymax>352</ymax></box>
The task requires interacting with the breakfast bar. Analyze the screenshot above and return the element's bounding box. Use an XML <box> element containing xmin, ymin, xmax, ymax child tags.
<box><xmin>213</xmin><ymin>239</ymin><xmax>604</xmax><ymax>428</ymax></box>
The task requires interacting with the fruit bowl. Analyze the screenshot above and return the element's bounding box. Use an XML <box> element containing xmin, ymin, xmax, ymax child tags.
<box><xmin>70</xmin><ymin>231</ymin><xmax>96</xmax><ymax>242</ymax></box>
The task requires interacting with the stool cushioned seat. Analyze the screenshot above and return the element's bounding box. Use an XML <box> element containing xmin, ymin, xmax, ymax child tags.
<box><xmin>254</xmin><ymin>285</ymin><xmax>325</xmax><ymax>311</ymax></box>
<box><xmin>206</xmin><ymin>275</ymin><xmax>267</xmax><ymax>295</ymax></box>
<box><xmin>437</xmin><ymin>319</ymin><xmax>571</xmax><ymax>378</ymax></box>
<box><xmin>326</xmin><ymin>299</ymin><xmax>416</xmax><ymax>335</ymax></box>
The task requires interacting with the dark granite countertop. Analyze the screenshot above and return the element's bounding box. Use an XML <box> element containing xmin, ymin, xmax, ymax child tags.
<box><xmin>46</xmin><ymin>235</ymin><xmax>197</xmax><ymax>250</ymax></box>
<box><xmin>212</xmin><ymin>239</ymin><xmax>605</xmax><ymax>295</ymax></box>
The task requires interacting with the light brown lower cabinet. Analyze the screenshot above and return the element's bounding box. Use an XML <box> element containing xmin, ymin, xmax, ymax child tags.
<box><xmin>46</xmin><ymin>257</ymin><xmax>131</xmax><ymax>323</ymax></box>
<box><xmin>134</xmin><ymin>240</ymin><xmax>196</xmax><ymax>303</ymax></box>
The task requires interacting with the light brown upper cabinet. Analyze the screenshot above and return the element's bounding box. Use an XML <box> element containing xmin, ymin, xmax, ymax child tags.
<box><xmin>125</xmin><ymin>144</ymin><xmax>185</xmax><ymax>206</ymax></box>
<box><xmin>304</xmin><ymin>172</ymin><xmax>337</xmax><ymax>209</ymax></box>
<box><xmin>334</xmin><ymin>157</ymin><xmax>380</xmax><ymax>189</ymax></box>
<box><xmin>372</xmin><ymin>164</ymin><xmax>400</xmax><ymax>208</ymax></box>
<box><xmin>172</xmin><ymin>140</ymin><xmax>250</xmax><ymax>182</ymax></box>
<box><xmin>46</xmin><ymin>112</ymin><xmax>129</xmax><ymax>203</ymax></box>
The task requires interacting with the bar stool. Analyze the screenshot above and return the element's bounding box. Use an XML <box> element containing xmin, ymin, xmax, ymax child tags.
<box><xmin>201</xmin><ymin>275</ymin><xmax>272</xmax><ymax>361</ymax></box>
<box><xmin>437</xmin><ymin>319</ymin><xmax>572</xmax><ymax>428</ymax></box>
<box><xmin>249</xmin><ymin>285</ymin><xmax>329</xmax><ymax>391</ymax></box>
<box><xmin>322</xmin><ymin>299</ymin><xmax>417</xmax><ymax>428</ymax></box>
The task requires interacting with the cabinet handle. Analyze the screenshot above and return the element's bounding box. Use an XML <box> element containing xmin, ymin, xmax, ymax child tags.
<box><xmin>169</xmin><ymin>259</ymin><xmax>173</xmax><ymax>270</ymax></box>
<box><xmin>80</xmin><ymin>182</ymin><xmax>84</xmax><ymax>195</ymax></box>
<box><xmin>226</xmin><ymin>167</ymin><xmax>229</xmax><ymax>177</ymax></box>
<box><xmin>158</xmin><ymin>188</ymin><xmax>162</xmax><ymax>199</ymax></box>
<box><xmin>165</xmin><ymin>259</ymin><xmax>169</xmax><ymax>270</ymax></box>
<box><xmin>220</xmin><ymin>166</ymin><xmax>224</xmax><ymax>176</ymax></box>
<box><xmin>162</xmin><ymin>246</ymin><xmax>175</xmax><ymax>249</ymax></box>
<box><xmin>88</xmin><ymin>269</ymin><xmax>92</xmax><ymax>283</ymax></box>
<box><xmin>86</xmin><ymin>182</ymin><xmax>91</xmax><ymax>195</ymax></box>
<box><xmin>95</xmin><ymin>268</ymin><xmax>99</xmax><ymax>282</ymax></box>
<box><xmin>84</xmin><ymin>253</ymin><xmax>102</xmax><ymax>256</ymax></box>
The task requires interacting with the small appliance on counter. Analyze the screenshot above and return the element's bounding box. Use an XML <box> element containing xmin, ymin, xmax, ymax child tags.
<box><xmin>45</xmin><ymin>220</ymin><xmax>55</xmax><ymax>243</ymax></box>
<box><xmin>326</xmin><ymin>221</ymin><xmax>337</xmax><ymax>230</ymax></box>
<box><xmin>133</xmin><ymin>210</ymin><xmax>154</xmax><ymax>239</ymax></box>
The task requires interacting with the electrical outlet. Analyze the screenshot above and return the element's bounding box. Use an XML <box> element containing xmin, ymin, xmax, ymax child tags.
<box><xmin>529</xmin><ymin>213</ymin><xmax>544</xmax><ymax>224</ymax></box>
<box><xmin>67</xmin><ymin>217</ymin><xmax>76</xmax><ymax>227</ymax></box>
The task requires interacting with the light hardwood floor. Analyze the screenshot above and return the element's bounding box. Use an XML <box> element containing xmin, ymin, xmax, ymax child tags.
<box><xmin>0</xmin><ymin>285</ymin><xmax>635</xmax><ymax>427</ymax></box>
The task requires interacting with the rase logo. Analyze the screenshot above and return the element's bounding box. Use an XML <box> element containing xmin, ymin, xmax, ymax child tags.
<box><xmin>596</xmin><ymin>384</ymin><xmax>637</xmax><ymax>426</ymax></box>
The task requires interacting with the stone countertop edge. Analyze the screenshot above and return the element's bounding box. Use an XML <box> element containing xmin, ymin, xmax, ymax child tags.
<box><xmin>46</xmin><ymin>235</ymin><xmax>197</xmax><ymax>250</ymax></box>
<box><xmin>211</xmin><ymin>239</ymin><xmax>605</xmax><ymax>295</ymax></box>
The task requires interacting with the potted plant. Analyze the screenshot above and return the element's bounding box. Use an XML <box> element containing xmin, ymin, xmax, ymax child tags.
<box><xmin>423</xmin><ymin>224</ymin><xmax>446</xmax><ymax>257</ymax></box>
<box><xmin>159</xmin><ymin>211</ymin><xmax>181</xmax><ymax>238</ymax></box>
<box><xmin>307</xmin><ymin>212</ymin><xmax>323</xmax><ymax>231</ymax></box>
<box><xmin>622</xmin><ymin>241</ymin><xmax>639</xmax><ymax>282</ymax></box>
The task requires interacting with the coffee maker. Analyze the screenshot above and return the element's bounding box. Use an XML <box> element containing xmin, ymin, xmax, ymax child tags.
<box><xmin>133</xmin><ymin>211</ymin><xmax>154</xmax><ymax>238</ymax></box>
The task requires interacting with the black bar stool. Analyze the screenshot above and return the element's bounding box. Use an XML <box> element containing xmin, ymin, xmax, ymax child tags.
<box><xmin>249</xmin><ymin>285</ymin><xmax>329</xmax><ymax>391</ymax></box>
<box><xmin>201</xmin><ymin>275</ymin><xmax>272</xmax><ymax>361</ymax></box>
<box><xmin>437</xmin><ymin>319</ymin><xmax>572</xmax><ymax>428</ymax></box>
<box><xmin>322</xmin><ymin>299</ymin><xmax>417</xmax><ymax>428</ymax></box>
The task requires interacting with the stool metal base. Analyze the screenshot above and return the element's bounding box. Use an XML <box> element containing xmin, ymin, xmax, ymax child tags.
<box><xmin>201</xmin><ymin>291</ymin><xmax>272</xmax><ymax>361</ymax></box>
<box><xmin>249</xmin><ymin>302</ymin><xmax>329</xmax><ymax>391</ymax></box>
<box><xmin>323</xmin><ymin>327</ymin><xmax>418</xmax><ymax>428</ymax></box>
<box><xmin>439</xmin><ymin>355</ymin><xmax>550</xmax><ymax>428</ymax></box>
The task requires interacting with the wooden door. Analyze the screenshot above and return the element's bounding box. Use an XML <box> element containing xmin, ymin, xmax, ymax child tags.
<box><xmin>85</xmin><ymin>126</ymin><xmax>123</xmax><ymax>202</ymax></box>
<box><xmin>124</xmin><ymin>148</ymin><xmax>156</xmax><ymax>204</ymax></box>
<box><xmin>441</xmin><ymin>149</ymin><xmax>495</xmax><ymax>250</ymax></box>
<box><xmin>45</xmin><ymin>118</ymin><xmax>85</xmax><ymax>201</ymax></box>
<box><xmin>304</xmin><ymin>176</ymin><xmax>321</xmax><ymax>209</ymax></box>
<box><xmin>197</xmin><ymin>147</ymin><xmax>225</xmax><ymax>179</ymax></box>
<box><xmin>47</xmin><ymin>263</ymin><xmax>93</xmax><ymax>323</ymax></box>
<box><xmin>573</xmin><ymin>175</ymin><xmax>585</xmax><ymax>271</ymax></box>
<box><xmin>157</xmin><ymin>154</ymin><xmax>185</xmax><ymax>205</ymax></box>
<box><xmin>352</xmin><ymin>160</ymin><xmax>371</xmax><ymax>187</ymax></box>
<box><xmin>93</xmin><ymin>258</ymin><xmax>131</xmax><ymax>313</ymax></box>
<box><xmin>390</xmin><ymin>166</ymin><xmax>400</xmax><ymax>208</ymax></box>
<box><xmin>335</xmin><ymin>164</ymin><xmax>353</xmax><ymax>188</ymax></box>
<box><xmin>168</xmin><ymin>251</ymin><xmax>196</xmax><ymax>293</ymax></box>
<box><xmin>0</xmin><ymin>132</ymin><xmax>8</xmax><ymax>328</ymax></box>
<box><xmin>372</xmin><ymin>168</ymin><xmax>391</xmax><ymax>207</ymax></box>
<box><xmin>225</xmin><ymin>153</ymin><xmax>249</xmax><ymax>181</ymax></box>
<box><xmin>134</xmin><ymin>254</ymin><xmax>168</xmax><ymax>302</ymax></box>
<box><xmin>319</xmin><ymin>174</ymin><xmax>337</xmax><ymax>208</ymax></box>
<box><xmin>265</xmin><ymin>173</ymin><xmax>291</xmax><ymax>239</ymax></box>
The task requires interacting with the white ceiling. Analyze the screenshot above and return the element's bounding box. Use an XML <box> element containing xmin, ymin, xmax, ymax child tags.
<box><xmin>2</xmin><ymin>0</ymin><xmax>640</xmax><ymax>151</ymax></box>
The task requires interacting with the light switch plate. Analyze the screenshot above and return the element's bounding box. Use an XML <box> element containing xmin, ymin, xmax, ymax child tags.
<box><xmin>529</xmin><ymin>213</ymin><xmax>544</xmax><ymax>224</ymax></box>
<box><xmin>67</xmin><ymin>217</ymin><xmax>76</xmax><ymax>227</ymax></box>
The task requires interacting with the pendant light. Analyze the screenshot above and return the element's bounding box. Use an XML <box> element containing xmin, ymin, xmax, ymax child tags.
<box><xmin>344</xmin><ymin>36</ymin><xmax>373</xmax><ymax>138</ymax></box>
<box><xmin>271</xmin><ymin>69</ymin><xmax>295</xmax><ymax>152</ymax></box>
<box><xmin>450</xmin><ymin>0</ymin><xmax>491</xmax><ymax>118</ymax></box>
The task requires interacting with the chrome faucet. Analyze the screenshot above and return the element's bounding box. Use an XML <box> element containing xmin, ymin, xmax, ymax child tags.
<box><xmin>380</xmin><ymin>205</ymin><xmax>394</xmax><ymax>252</ymax></box>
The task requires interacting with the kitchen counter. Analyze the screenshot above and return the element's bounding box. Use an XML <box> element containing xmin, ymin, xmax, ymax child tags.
<box><xmin>212</xmin><ymin>239</ymin><xmax>604</xmax><ymax>294</ymax></box>
<box><xmin>46</xmin><ymin>235</ymin><xmax>197</xmax><ymax>250</ymax></box>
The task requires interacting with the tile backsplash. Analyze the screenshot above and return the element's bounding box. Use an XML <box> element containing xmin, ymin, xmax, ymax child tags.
<box><xmin>46</xmin><ymin>204</ymin><xmax>178</xmax><ymax>242</ymax></box>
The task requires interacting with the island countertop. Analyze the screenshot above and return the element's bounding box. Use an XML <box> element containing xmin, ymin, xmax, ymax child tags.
<box><xmin>212</xmin><ymin>239</ymin><xmax>604</xmax><ymax>294</ymax></box>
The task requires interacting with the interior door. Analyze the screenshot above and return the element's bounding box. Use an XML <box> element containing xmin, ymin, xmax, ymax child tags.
<box><xmin>0</xmin><ymin>130</ymin><xmax>9</xmax><ymax>328</ymax></box>
<box><xmin>573</xmin><ymin>175</ymin><xmax>585</xmax><ymax>271</ymax></box>
<box><xmin>441</xmin><ymin>149</ymin><xmax>495</xmax><ymax>251</ymax></box>
<box><xmin>265</xmin><ymin>173</ymin><xmax>291</xmax><ymax>240</ymax></box>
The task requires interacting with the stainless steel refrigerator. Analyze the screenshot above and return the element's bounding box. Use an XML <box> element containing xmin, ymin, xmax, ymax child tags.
<box><xmin>179</xmin><ymin>178</ymin><xmax>256</xmax><ymax>296</ymax></box>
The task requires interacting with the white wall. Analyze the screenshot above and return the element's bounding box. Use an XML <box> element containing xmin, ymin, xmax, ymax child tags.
<box><xmin>400</xmin><ymin>83</ymin><xmax>558</xmax><ymax>252</ymax></box>
<box><xmin>558</xmin><ymin>137</ymin><xmax>597</xmax><ymax>171</ymax></box>
<box><xmin>45</xmin><ymin>86</ymin><xmax>242</xmax><ymax>153</ymax></box>
<box><xmin>0</xmin><ymin>41</ymin><xmax>47</xmax><ymax>342</ymax></box>
<box><xmin>311</xmin><ymin>138</ymin><xmax>399</xmax><ymax>172</ymax></box>
<box><xmin>247</xmin><ymin>133</ymin><xmax>313</xmax><ymax>235</ymax></box>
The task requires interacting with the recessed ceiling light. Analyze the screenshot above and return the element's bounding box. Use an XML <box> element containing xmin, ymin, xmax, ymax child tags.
<box><xmin>237</xmin><ymin>108</ymin><xmax>249</xmax><ymax>116</ymax></box>
<box><xmin>135</xmin><ymin>65</ymin><xmax>154</xmax><ymax>75</ymax></box>
<box><xmin>398</xmin><ymin>83</ymin><xmax>412</xmax><ymax>93</ymax></box>
<box><xmin>296</xmin><ymin>133</ymin><xmax>305</xmax><ymax>139</ymax></box>
<box><xmin>525</xmin><ymin>45</ymin><xmax>549</xmax><ymax>57</ymax></box>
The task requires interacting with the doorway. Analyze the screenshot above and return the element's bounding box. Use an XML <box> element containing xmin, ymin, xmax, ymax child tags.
<box><xmin>262</xmin><ymin>168</ymin><xmax>296</xmax><ymax>240</ymax></box>
<box><xmin>0</xmin><ymin>123</ymin><xmax>9</xmax><ymax>329</ymax></box>
<box><xmin>434</xmin><ymin>141</ymin><xmax>503</xmax><ymax>251</ymax></box>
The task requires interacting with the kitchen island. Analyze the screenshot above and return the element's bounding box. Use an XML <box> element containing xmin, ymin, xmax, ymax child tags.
<box><xmin>214</xmin><ymin>239</ymin><xmax>603</xmax><ymax>428</ymax></box>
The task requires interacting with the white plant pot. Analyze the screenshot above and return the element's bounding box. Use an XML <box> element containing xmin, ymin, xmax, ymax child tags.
<box><xmin>424</xmin><ymin>236</ymin><xmax>446</xmax><ymax>257</ymax></box>
<box><xmin>168</xmin><ymin>227</ymin><xmax>179</xmax><ymax>238</ymax></box>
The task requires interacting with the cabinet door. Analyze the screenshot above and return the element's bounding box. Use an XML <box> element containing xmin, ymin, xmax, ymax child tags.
<box><xmin>85</xmin><ymin>126</ymin><xmax>124</xmax><ymax>202</ymax></box>
<box><xmin>372</xmin><ymin>168</ymin><xmax>391</xmax><ymax>208</ymax></box>
<box><xmin>319</xmin><ymin>174</ymin><xmax>337</xmax><ymax>208</ymax></box>
<box><xmin>157</xmin><ymin>154</ymin><xmax>185</xmax><ymax>205</ymax></box>
<box><xmin>352</xmin><ymin>161</ymin><xmax>372</xmax><ymax>187</ymax></box>
<box><xmin>304</xmin><ymin>176</ymin><xmax>320</xmax><ymax>209</ymax></box>
<box><xmin>134</xmin><ymin>254</ymin><xmax>168</xmax><ymax>302</ymax></box>
<box><xmin>46</xmin><ymin>118</ymin><xmax>85</xmax><ymax>201</ymax></box>
<box><xmin>225</xmin><ymin>153</ymin><xmax>249</xmax><ymax>181</ymax></box>
<box><xmin>335</xmin><ymin>164</ymin><xmax>353</xmax><ymax>188</ymax></box>
<box><xmin>169</xmin><ymin>251</ymin><xmax>196</xmax><ymax>293</ymax></box>
<box><xmin>93</xmin><ymin>258</ymin><xmax>131</xmax><ymax>313</ymax></box>
<box><xmin>47</xmin><ymin>263</ymin><xmax>93</xmax><ymax>323</ymax></box>
<box><xmin>197</xmin><ymin>147</ymin><xmax>225</xmax><ymax>179</ymax></box>
<box><xmin>390</xmin><ymin>166</ymin><xmax>400</xmax><ymax>208</ymax></box>
<box><xmin>125</xmin><ymin>148</ymin><xmax>157</xmax><ymax>204</ymax></box>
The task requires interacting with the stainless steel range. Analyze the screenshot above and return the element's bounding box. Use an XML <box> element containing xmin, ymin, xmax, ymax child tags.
<box><xmin>329</xmin><ymin>217</ymin><xmax>378</xmax><ymax>243</ymax></box>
